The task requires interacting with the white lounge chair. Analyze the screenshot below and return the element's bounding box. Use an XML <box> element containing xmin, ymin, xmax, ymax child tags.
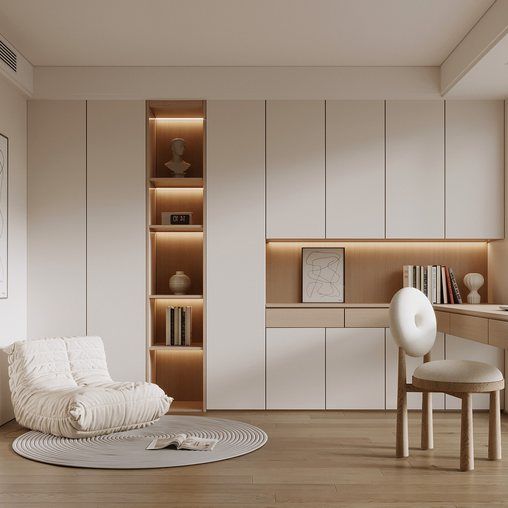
<box><xmin>4</xmin><ymin>336</ymin><xmax>172</xmax><ymax>438</ymax></box>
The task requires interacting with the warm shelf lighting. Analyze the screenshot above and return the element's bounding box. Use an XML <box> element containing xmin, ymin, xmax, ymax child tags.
<box><xmin>154</xmin><ymin>117</ymin><xmax>204</xmax><ymax>122</ymax></box>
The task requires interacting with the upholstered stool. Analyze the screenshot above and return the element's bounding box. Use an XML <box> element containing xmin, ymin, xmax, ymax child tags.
<box><xmin>390</xmin><ymin>287</ymin><xmax>504</xmax><ymax>471</ymax></box>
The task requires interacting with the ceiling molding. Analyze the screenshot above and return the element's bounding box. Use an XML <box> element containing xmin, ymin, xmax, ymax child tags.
<box><xmin>440</xmin><ymin>0</ymin><xmax>508</xmax><ymax>95</ymax></box>
<box><xmin>33</xmin><ymin>66</ymin><xmax>441</xmax><ymax>100</ymax></box>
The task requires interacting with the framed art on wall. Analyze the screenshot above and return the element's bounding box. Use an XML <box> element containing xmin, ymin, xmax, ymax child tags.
<box><xmin>302</xmin><ymin>247</ymin><xmax>344</xmax><ymax>303</ymax></box>
<box><xmin>0</xmin><ymin>133</ymin><xmax>7</xmax><ymax>298</ymax></box>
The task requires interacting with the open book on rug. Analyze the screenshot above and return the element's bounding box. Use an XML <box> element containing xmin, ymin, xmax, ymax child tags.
<box><xmin>146</xmin><ymin>434</ymin><xmax>218</xmax><ymax>451</ymax></box>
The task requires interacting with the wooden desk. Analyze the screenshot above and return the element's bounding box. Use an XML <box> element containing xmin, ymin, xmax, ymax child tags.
<box><xmin>433</xmin><ymin>304</ymin><xmax>508</xmax><ymax>349</ymax></box>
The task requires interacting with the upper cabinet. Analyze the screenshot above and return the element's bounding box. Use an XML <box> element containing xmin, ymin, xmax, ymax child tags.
<box><xmin>386</xmin><ymin>101</ymin><xmax>445</xmax><ymax>239</ymax></box>
<box><xmin>326</xmin><ymin>101</ymin><xmax>385</xmax><ymax>238</ymax></box>
<box><xmin>266</xmin><ymin>101</ymin><xmax>325</xmax><ymax>239</ymax></box>
<box><xmin>264</xmin><ymin>100</ymin><xmax>504</xmax><ymax>241</ymax></box>
<box><xmin>445</xmin><ymin>101</ymin><xmax>504</xmax><ymax>239</ymax></box>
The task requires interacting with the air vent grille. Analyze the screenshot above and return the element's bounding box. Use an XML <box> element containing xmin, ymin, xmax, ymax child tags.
<box><xmin>0</xmin><ymin>40</ymin><xmax>17</xmax><ymax>72</ymax></box>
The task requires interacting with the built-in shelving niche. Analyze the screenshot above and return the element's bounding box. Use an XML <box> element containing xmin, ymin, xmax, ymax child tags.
<box><xmin>147</xmin><ymin>100</ymin><xmax>206</xmax><ymax>413</ymax></box>
<box><xmin>266</xmin><ymin>240</ymin><xmax>489</xmax><ymax>304</ymax></box>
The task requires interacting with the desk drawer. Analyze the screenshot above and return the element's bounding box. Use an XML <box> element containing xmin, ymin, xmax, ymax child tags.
<box><xmin>345</xmin><ymin>308</ymin><xmax>389</xmax><ymax>328</ymax></box>
<box><xmin>489</xmin><ymin>319</ymin><xmax>508</xmax><ymax>348</ymax></box>
<box><xmin>449</xmin><ymin>314</ymin><xmax>488</xmax><ymax>344</ymax></box>
<box><xmin>435</xmin><ymin>311</ymin><xmax>450</xmax><ymax>334</ymax></box>
<box><xmin>266</xmin><ymin>308</ymin><xmax>345</xmax><ymax>328</ymax></box>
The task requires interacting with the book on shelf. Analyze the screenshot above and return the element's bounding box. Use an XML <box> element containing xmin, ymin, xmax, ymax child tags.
<box><xmin>448</xmin><ymin>268</ymin><xmax>463</xmax><ymax>304</ymax></box>
<box><xmin>402</xmin><ymin>265</ymin><xmax>463</xmax><ymax>304</ymax></box>
<box><xmin>165</xmin><ymin>305</ymin><xmax>193</xmax><ymax>346</ymax></box>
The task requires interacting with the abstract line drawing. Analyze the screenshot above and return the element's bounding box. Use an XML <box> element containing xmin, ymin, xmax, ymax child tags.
<box><xmin>0</xmin><ymin>134</ymin><xmax>7</xmax><ymax>298</ymax></box>
<box><xmin>302</xmin><ymin>248</ymin><xmax>344</xmax><ymax>303</ymax></box>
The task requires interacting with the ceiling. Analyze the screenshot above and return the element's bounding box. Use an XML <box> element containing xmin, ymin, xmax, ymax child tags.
<box><xmin>0</xmin><ymin>0</ymin><xmax>495</xmax><ymax>67</ymax></box>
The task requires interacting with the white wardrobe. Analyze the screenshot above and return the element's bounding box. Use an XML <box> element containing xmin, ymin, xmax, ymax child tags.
<box><xmin>28</xmin><ymin>100</ymin><xmax>146</xmax><ymax>381</ymax></box>
<box><xmin>206</xmin><ymin>101</ymin><xmax>266</xmax><ymax>409</ymax></box>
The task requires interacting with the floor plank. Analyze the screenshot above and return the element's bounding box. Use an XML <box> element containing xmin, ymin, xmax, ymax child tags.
<box><xmin>1</xmin><ymin>411</ymin><xmax>508</xmax><ymax>506</ymax></box>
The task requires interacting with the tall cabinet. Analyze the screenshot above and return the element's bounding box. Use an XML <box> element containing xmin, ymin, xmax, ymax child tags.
<box><xmin>446</xmin><ymin>100</ymin><xmax>504</xmax><ymax>239</ymax></box>
<box><xmin>87</xmin><ymin>101</ymin><xmax>146</xmax><ymax>381</ymax></box>
<box><xmin>266</xmin><ymin>101</ymin><xmax>325</xmax><ymax>239</ymax></box>
<box><xmin>206</xmin><ymin>101</ymin><xmax>266</xmax><ymax>409</ymax></box>
<box><xmin>385</xmin><ymin>101</ymin><xmax>445</xmax><ymax>239</ymax></box>
<box><xmin>326</xmin><ymin>100</ymin><xmax>385</xmax><ymax>238</ymax></box>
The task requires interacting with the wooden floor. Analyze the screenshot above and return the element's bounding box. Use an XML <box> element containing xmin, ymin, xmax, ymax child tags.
<box><xmin>2</xmin><ymin>411</ymin><xmax>508</xmax><ymax>507</ymax></box>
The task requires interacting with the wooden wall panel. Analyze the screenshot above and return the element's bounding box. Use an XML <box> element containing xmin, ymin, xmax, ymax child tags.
<box><xmin>206</xmin><ymin>100</ymin><xmax>266</xmax><ymax>409</ymax></box>
<box><xmin>267</xmin><ymin>241</ymin><xmax>488</xmax><ymax>303</ymax></box>
<box><xmin>87</xmin><ymin>101</ymin><xmax>146</xmax><ymax>381</ymax></box>
<box><xmin>27</xmin><ymin>100</ymin><xmax>86</xmax><ymax>337</ymax></box>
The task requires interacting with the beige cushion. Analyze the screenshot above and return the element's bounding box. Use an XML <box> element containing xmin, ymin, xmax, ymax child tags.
<box><xmin>414</xmin><ymin>359</ymin><xmax>503</xmax><ymax>385</ymax></box>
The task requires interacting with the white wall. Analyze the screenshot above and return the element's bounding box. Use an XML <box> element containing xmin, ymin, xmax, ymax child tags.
<box><xmin>0</xmin><ymin>75</ymin><xmax>27</xmax><ymax>425</ymax></box>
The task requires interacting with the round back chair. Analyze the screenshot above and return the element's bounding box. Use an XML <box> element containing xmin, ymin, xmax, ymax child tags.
<box><xmin>390</xmin><ymin>287</ymin><xmax>436</xmax><ymax>357</ymax></box>
<box><xmin>389</xmin><ymin>287</ymin><xmax>504</xmax><ymax>471</ymax></box>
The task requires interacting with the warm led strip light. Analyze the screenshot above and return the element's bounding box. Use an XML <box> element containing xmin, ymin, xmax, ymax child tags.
<box><xmin>153</xmin><ymin>117</ymin><xmax>204</xmax><ymax>122</ymax></box>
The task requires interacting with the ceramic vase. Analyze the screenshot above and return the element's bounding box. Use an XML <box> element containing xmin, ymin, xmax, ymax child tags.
<box><xmin>169</xmin><ymin>270</ymin><xmax>191</xmax><ymax>295</ymax></box>
<box><xmin>463</xmin><ymin>273</ymin><xmax>484</xmax><ymax>304</ymax></box>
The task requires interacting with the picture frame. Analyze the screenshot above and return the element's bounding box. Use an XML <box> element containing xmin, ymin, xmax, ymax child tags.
<box><xmin>301</xmin><ymin>247</ymin><xmax>344</xmax><ymax>303</ymax></box>
<box><xmin>0</xmin><ymin>133</ymin><xmax>7</xmax><ymax>299</ymax></box>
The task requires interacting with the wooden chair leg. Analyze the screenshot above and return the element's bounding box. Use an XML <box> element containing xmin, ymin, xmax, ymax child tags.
<box><xmin>460</xmin><ymin>393</ymin><xmax>474</xmax><ymax>471</ymax></box>
<box><xmin>396</xmin><ymin>347</ymin><xmax>408</xmax><ymax>458</ymax></box>
<box><xmin>489</xmin><ymin>390</ymin><xmax>501</xmax><ymax>461</ymax></box>
<box><xmin>421</xmin><ymin>391</ymin><xmax>433</xmax><ymax>450</ymax></box>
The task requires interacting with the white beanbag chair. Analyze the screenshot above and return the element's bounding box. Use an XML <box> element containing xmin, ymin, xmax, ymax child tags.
<box><xmin>4</xmin><ymin>336</ymin><xmax>172</xmax><ymax>438</ymax></box>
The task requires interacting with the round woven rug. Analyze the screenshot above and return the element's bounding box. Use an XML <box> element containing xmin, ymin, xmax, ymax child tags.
<box><xmin>12</xmin><ymin>416</ymin><xmax>268</xmax><ymax>469</ymax></box>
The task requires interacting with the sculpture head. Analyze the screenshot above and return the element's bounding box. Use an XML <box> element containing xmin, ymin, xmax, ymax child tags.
<box><xmin>170</xmin><ymin>138</ymin><xmax>186</xmax><ymax>157</ymax></box>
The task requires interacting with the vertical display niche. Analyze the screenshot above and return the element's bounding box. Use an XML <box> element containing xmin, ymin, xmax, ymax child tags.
<box><xmin>147</xmin><ymin>100</ymin><xmax>205</xmax><ymax>413</ymax></box>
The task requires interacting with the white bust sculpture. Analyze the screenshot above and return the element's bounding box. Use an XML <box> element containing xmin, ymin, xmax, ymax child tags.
<box><xmin>164</xmin><ymin>138</ymin><xmax>191</xmax><ymax>177</ymax></box>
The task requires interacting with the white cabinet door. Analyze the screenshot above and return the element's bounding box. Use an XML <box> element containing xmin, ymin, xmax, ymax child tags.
<box><xmin>386</xmin><ymin>329</ymin><xmax>445</xmax><ymax>409</ymax></box>
<box><xmin>445</xmin><ymin>335</ymin><xmax>504</xmax><ymax>410</ymax></box>
<box><xmin>28</xmin><ymin>100</ymin><xmax>86</xmax><ymax>338</ymax></box>
<box><xmin>326</xmin><ymin>101</ymin><xmax>385</xmax><ymax>239</ymax></box>
<box><xmin>266</xmin><ymin>101</ymin><xmax>325</xmax><ymax>239</ymax></box>
<box><xmin>386</xmin><ymin>101</ymin><xmax>444</xmax><ymax>239</ymax></box>
<box><xmin>267</xmin><ymin>328</ymin><xmax>325</xmax><ymax>409</ymax></box>
<box><xmin>445</xmin><ymin>101</ymin><xmax>504</xmax><ymax>239</ymax></box>
<box><xmin>326</xmin><ymin>328</ymin><xmax>385</xmax><ymax>409</ymax></box>
<box><xmin>207</xmin><ymin>101</ymin><xmax>266</xmax><ymax>409</ymax></box>
<box><xmin>86</xmin><ymin>101</ymin><xmax>146</xmax><ymax>381</ymax></box>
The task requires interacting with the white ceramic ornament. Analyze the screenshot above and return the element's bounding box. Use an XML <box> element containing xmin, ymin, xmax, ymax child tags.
<box><xmin>463</xmin><ymin>273</ymin><xmax>484</xmax><ymax>304</ymax></box>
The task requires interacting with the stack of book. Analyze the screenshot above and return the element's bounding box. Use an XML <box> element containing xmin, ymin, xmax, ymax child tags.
<box><xmin>402</xmin><ymin>265</ymin><xmax>462</xmax><ymax>304</ymax></box>
<box><xmin>165</xmin><ymin>306</ymin><xmax>192</xmax><ymax>346</ymax></box>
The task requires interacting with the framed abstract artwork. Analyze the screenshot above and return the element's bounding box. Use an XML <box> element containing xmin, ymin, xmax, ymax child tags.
<box><xmin>301</xmin><ymin>248</ymin><xmax>344</xmax><ymax>303</ymax></box>
<box><xmin>0</xmin><ymin>133</ymin><xmax>7</xmax><ymax>298</ymax></box>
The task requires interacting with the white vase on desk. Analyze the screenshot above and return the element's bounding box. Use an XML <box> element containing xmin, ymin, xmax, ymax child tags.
<box><xmin>169</xmin><ymin>271</ymin><xmax>191</xmax><ymax>295</ymax></box>
<box><xmin>463</xmin><ymin>273</ymin><xmax>484</xmax><ymax>304</ymax></box>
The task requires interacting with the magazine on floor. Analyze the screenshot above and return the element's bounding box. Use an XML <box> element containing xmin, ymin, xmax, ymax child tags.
<box><xmin>146</xmin><ymin>434</ymin><xmax>218</xmax><ymax>451</ymax></box>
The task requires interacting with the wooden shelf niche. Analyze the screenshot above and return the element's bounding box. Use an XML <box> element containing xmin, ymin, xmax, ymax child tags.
<box><xmin>149</xmin><ymin>100</ymin><xmax>205</xmax><ymax>179</ymax></box>
<box><xmin>266</xmin><ymin>240</ymin><xmax>488</xmax><ymax>304</ymax></box>
<box><xmin>150</xmin><ymin>298</ymin><xmax>204</xmax><ymax>348</ymax></box>
<box><xmin>147</xmin><ymin>100</ymin><xmax>206</xmax><ymax>413</ymax></box>
<box><xmin>149</xmin><ymin>187</ymin><xmax>203</xmax><ymax>227</ymax></box>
